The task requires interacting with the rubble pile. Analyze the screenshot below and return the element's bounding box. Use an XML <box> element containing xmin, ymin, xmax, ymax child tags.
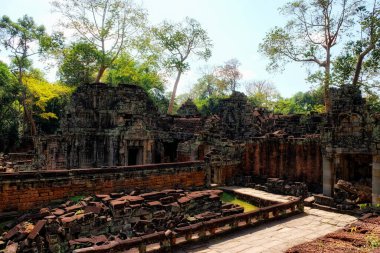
<box><xmin>333</xmin><ymin>180</ymin><xmax>372</xmax><ymax>209</ymax></box>
<box><xmin>0</xmin><ymin>189</ymin><xmax>244</xmax><ymax>253</ymax></box>
<box><xmin>254</xmin><ymin>178</ymin><xmax>309</xmax><ymax>198</ymax></box>
<box><xmin>253</xmin><ymin>109</ymin><xmax>323</xmax><ymax>138</ymax></box>
<box><xmin>0</xmin><ymin>154</ymin><xmax>14</xmax><ymax>173</ymax></box>
<box><xmin>0</xmin><ymin>154</ymin><xmax>5</xmax><ymax>172</ymax></box>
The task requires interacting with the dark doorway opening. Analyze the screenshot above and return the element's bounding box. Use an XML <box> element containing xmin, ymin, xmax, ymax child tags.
<box><xmin>128</xmin><ymin>147</ymin><xmax>143</xmax><ymax>165</ymax></box>
<box><xmin>336</xmin><ymin>154</ymin><xmax>372</xmax><ymax>186</ymax></box>
<box><xmin>163</xmin><ymin>142</ymin><xmax>178</xmax><ymax>162</ymax></box>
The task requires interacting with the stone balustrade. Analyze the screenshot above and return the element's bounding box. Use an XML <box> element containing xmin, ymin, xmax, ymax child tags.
<box><xmin>73</xmin><ymin>198</ymin><xmax>303</xmax><ymax>253</ymax></box>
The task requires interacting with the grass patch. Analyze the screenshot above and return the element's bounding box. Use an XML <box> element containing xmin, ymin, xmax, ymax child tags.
<box><xmin>366</xmin><ymin>234</ymin><xmax>380</xmax><ymax>249</ymax></box>
<box><xmin>69</xmin><ymin>195</ymin><xmax>85</xmax><ymax>203</ymax></box>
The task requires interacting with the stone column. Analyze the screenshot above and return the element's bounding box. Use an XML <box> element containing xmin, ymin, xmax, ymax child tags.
<box><xmin>373</xmin><ymin>155</ymin><xmax>380</xmax><ymax>205</ymax></box>
<box><xmin>323</xmin><ymin>154</ymin><xmax>333</xmax><ymax>196</ymax></box>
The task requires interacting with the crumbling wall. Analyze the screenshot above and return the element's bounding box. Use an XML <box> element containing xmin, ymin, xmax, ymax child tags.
<box><xmin>0</xmin><ymin>161</ymin><xmax>206</xmax><ymax>212</ymax></box>
<box><xmin>243</xmin><ymin>137</ymin><xmax>322</xmax><ymax>184</ymax></box>
<box><xmin>35</xmin><ymin>84</ymin><xmax>210</xmax><ymax>170</ymax></box>
<box><xmin>176</xmin><ymin>99</ymin><xmax>201</xmax><ymax>117</ymax></box>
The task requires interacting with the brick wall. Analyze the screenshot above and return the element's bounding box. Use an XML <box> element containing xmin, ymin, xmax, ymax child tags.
<box><xmin>243</xmin><ymin>138</ymin><xmax>322</xmax><ymax>184</ymax></box>
<box><xmin>0</xmin><ymin>161</ymin><xmax>206</xmax><ymax>212</ymax></box>
<box><xmin>210</xmin><ymin>161</ymin><xmax>242</xmax><ymax>185</ymax></box>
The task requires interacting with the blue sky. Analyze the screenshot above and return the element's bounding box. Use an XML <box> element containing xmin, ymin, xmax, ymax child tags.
<box><xmin>1</xmin><ymin>0</ymin><xmax>316</xmax><ymax>98</ymax></box>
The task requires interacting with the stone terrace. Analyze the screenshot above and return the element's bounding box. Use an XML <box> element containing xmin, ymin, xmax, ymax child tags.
<box><xmin>176</xmin><ymin>206</ymin><xmax>357</xmax><ymax>253</ymax></box>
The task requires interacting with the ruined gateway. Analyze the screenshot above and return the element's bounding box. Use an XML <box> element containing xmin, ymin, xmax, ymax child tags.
<box><xmin>1</xmin><ymin>82</ymin><xmax>380</xmax><ymax>210</ymax></box>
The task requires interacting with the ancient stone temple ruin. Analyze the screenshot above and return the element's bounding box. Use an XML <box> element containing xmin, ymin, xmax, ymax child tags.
<box><xmin>2</xmin><ymin>82</ymin><xmax>379</xmax><ymax>210</ymax></box>
<box><xmin>321</xmin><ymin>84</ymin><xmax>380</xmax><ymax>205</ymax></box>
<box><xmin>2</xmin><ymin>82</ymin><xmax>380</xmax><ymax>253</ymax></box>
<box><xmin>0</xmin><ymin>82</ymin><xmax>378</xmax><ymax>215</ymax></box>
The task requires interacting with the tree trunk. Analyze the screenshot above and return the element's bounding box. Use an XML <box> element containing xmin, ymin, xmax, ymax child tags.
<box><xmin>324</xmin><ymin>48</ymin><xmax>332</xmax><ymax>113</ymax></box>
<box><xmin>95</xmin><ymin>66</ymin><xmax>107</xmax><ymax>83</ymax></box>
<box><xmin>352</xmin><ymin>44</ymin><xmax>375</xmax><ymax>86</ymax></box>
<box><xmin>25</xmin><ymin>107</ymin><xmax>37</xmax><ymax>136</ymax></box>
<box><xmin>167</xmin><ymin>70</ymin><xmax>182</xmax><ymax>115</ymax></box>
<box><xmin>19</xmin><ymin>81</ymin><xmax>37</xmax><ymax>137</ymax></box>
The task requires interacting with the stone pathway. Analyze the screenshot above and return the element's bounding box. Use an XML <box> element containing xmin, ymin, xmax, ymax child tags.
<box><xmin>220</xmin><ymin>186</ymin><xmax>296</xmax><ymax>203</ymax></box>
<box><xmin>175</xmin><ymin>189</ymin><xmax>358</xmax><ymax>253</ymax></box>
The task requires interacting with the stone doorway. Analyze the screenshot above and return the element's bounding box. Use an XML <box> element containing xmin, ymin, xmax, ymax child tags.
<box><xmin>336</xmin><ymin>154</ymin><xmax>372</xmax><ymax>185</ymax></box>
<box><xmin>128</xmin><ymin>147</ymin><xmax>143</xmax><ymax>165</ymax></box>
<box><xmin>163</xmin><ymin>142</ymin><xmax>178</xmax><ymax>162</ymax></box>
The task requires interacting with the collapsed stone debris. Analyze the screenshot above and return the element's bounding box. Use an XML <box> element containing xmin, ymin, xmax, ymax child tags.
<box><xmin>1</xmin><ymin>189</ymin><xmax>246</xmax><ymax>253</ymax></box>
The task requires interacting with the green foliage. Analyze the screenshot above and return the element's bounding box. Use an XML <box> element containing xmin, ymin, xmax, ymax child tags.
<box><xmin>0</xmin><ymin>15</ymin><xmax>62</xmax><ymax>74</ymax></box>
<box><xmin>52</xmin><ymin>0</ymin><xmax>148</xmax><ymax>82</ymax></box>
<box><xmin>245</xmin><ymin>80</ymin><xmax>280</xmax><ymax>109</ymax></box>
<box><xmin>148</xmin><ymin>88</ymin><xmax>170</xmax><ymax>114</ymax></box>
<box><xmin>105</xmin><ymin>53</ymin><xmax>164</xmax><ymax>91</ymax></box>
<box><xmin>0</xmin><ymin>14</ymin><xmax>62</xmax><ymax>136</ymax></box>
<box><xmin>23</xmin><ymin>74</ymin><xmax>73</xmax><ymax>119</ymax></box>
<box><xmin>332</xmin><ymin>2</ymin><xmax>380</xmax><ymax>87</ymax></box>
<box><xmin>259</xmin><ymin>26</ymin><xmax>295</xmax><ymax>72</ymax></box>
<box><xmin>22</xmin><ymin>71</ymin><xmax>73</xmax><ymax>134</ymax></box>
<box><xmin>152</xmin><ymin>17</ymin><xmax>212</xmax><ymax>72</ymax></box>
<box><xmin>59</xmin><ymin>42</ymin><xmax>101</xmax><ymax>86</ymax></box>
<box><xmin>366</xmin><ymin>234</ymin><xmax>380</xmax><ymax>249</ymax></box>
<box><xmin>153</xmin><ymin>17</ymin><xmax>212</xmax><ymax>113</ymax></box>
<box><xmin>193</xmin><ymin>94</ymin><xmax>228</xmax><ymax>116</ymax></box>
<box><xmin>366</xmin><ymin>91</ymin><xmax>380</xmax><ymax>112</ymax></box>
<box><xmin>358</xmin><ymin>203</ymin><xmax>368</xmax><ymax>209</ymax></box>
<box><xmin>70</xmin><ymin>195</ymin><xmax>85</xmax><ymax>203</ymax></box>
<box><xmin>274</xmin><ymin>88</ymin><xmax>324</xmax><ymax>114</ymax></box>
<box><xmin>0</xmin><ymin>62</ymin><xmax>21</xmax><ymax>151</ymax></box>
<box><xmin>191</xmin><ymin>72</ymin><xmax>227</xmax><ymax>99</ymax></box>
<box><xmin>259</xmin><ymin>0</ymin><xmax>364</xmax><ymax>110</ymax></box>
<box><xmin>216</xmin><ymin>58</ymin><xmax>242</xmax><ymax>92</ymax></box>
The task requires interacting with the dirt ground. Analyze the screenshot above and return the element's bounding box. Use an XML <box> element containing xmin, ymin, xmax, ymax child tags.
<box><xmin>286</xmin><ymin>214</ymin><xmax>380</xmax><ymax>253</ymax></box>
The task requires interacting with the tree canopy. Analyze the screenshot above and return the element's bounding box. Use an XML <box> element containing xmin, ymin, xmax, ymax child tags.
<box><xmin>0</xmin><ymin>62</ymin><xmax>21</xmax><ymax>151</ymax></box>
<box><xmin>105</xmin><ymin>53</ymin><xmax>164</xmax><ymax>91</ymax></box>
<box><xmin>152</xmin><ymin>17</ymin><xmax>212</xmax><ymax>114</ymax></box>
<box><xmin>216</xmin><ymin>58</ymin><xmax>242</xmax><ymax>93</ymax></box>
<box><xmin>58</xmin><ymin>41</ymin><xmax>101</xmax><ymax>86</ymax></box>
<box><xmin>245</xmin><ymin>80</ymin><xmax>280</xmax><ymax>109</ymax></box>
<box><xmin>259</xmin><ymin>0</ymin><xmax>364</xmax><ymax>112</ymax></box>
<box><xmin>52</xmin><ymin>0</ymin><xmax>147</xmax><ymax>82</ymax></box>
<box><xmin>0</xmin><ymin>14</ymin><xmax>63</xmax><ymax>136</ymax></box>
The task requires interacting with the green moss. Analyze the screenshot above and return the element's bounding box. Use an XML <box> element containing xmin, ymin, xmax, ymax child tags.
<box><xmin>0</xmin><ymin>221</ymin><xmax>9</xmax><ymax>234</ymax></box>
<box><xmin>221</xmin><ymin>192</ymin><xmax>258</xmax><ymax>213</ymax></box>
<box><xmin>69</xmin><ymin>195</ymin><xmax>85</xmax><ymax>203</ymax></box>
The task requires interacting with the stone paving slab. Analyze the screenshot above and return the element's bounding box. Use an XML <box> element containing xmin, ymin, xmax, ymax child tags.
<box><xmin>220</xmin><ymin>186</ymin><xmax>296</xmax><ymax>203</ymax></box>
<box><xmin>175</xmin><ymin>205</ymin><xmax>357</xmax><ymax>253</ymax></box>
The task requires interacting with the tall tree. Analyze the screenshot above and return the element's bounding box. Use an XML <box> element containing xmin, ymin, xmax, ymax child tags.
<box><xmin>245</xmin><ymin>80</ymin><xmax>280</xmax><ymax>109</ymax></box>
<box><xmin>259</xmin><ymin>0</ymin><xmax>362</xmax><ymax>112</ymax></box>
<box><xmin>58</xmin><ymin>41</ymin><xmax>101</xmax><ymax>85</ymax></box>
<box><xmin>216</xmin><ymin>58</ymin><xmax>242</xmax><ymax>92</ymax></box>
<box><xmin>333</xmin><ymin>0</ymin><xmax>380</xmax><ymax>87</ymax></box>
<box><xmin>105</xmin><ymin>53</ymin><xmax>164</xmax><ymax>91</ymax></box>
<box><xmin>0</xmin><ymin>15</ymin><xmax>61</xmax><ymax>136</ymax></box>
<box><xmin>0</xmin><ymin>62</ymin><xmax>21</xmax><ymax>151</ymax></box>
<box><xmin>352</xmin><ymin>0</ymin><xmax>380</xmax><ymax>86</ymax></box>
<box><xmin>274</xmin><ymin>88</ymin><xmax>325</xmax><ymax>114</ymax></box>
<box><xmin>191</xmin><ymin>66</ymin><xmax>227</xmax><ymax>99</ymax></box>
<box><xmin>52</xmin><ymin>0</ymin><xmax>147</xmax><ymax>83</ymax></box>
<box><xmin>152</xmin><ymin>17</ymin><xmax>212</xmax><ymax>114</ymax></box>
